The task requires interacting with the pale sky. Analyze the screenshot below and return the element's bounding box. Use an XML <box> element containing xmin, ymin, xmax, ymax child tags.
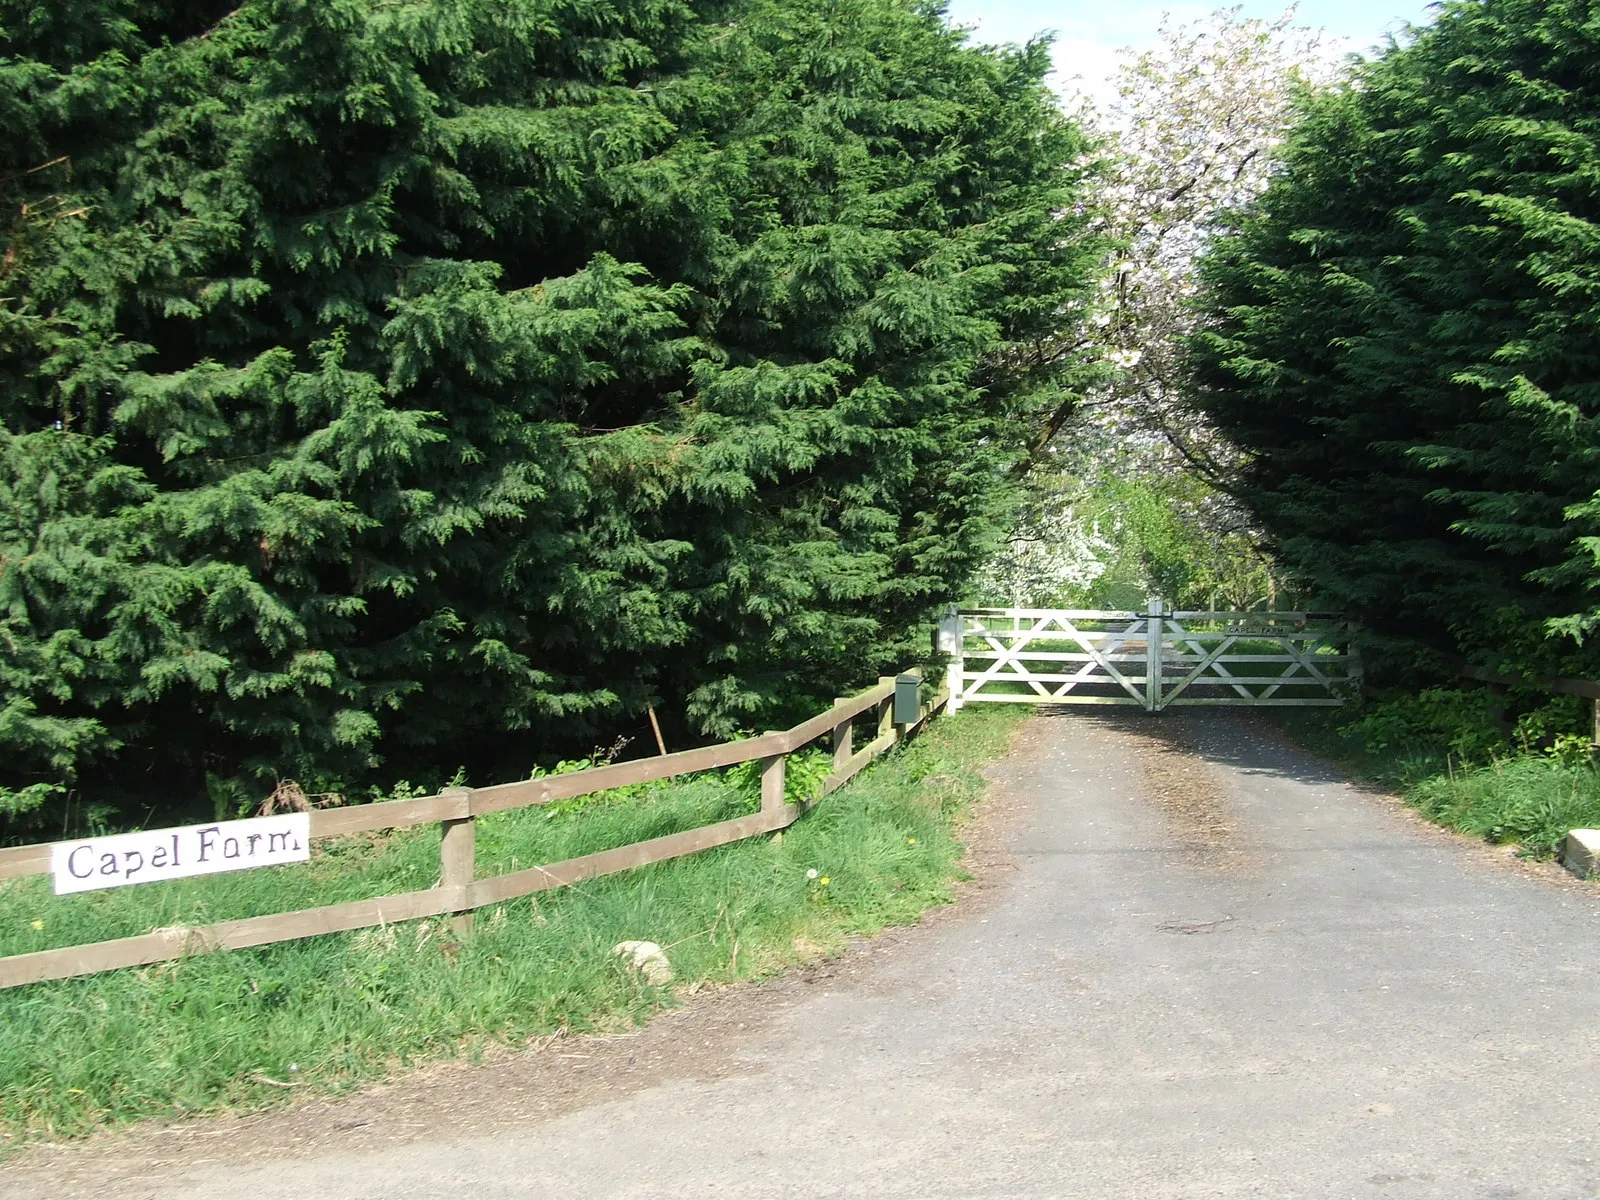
<box><xmin>943</xmin><ymin>0</ymin><xmax>1442</xmax><ymax>102</ymax></box>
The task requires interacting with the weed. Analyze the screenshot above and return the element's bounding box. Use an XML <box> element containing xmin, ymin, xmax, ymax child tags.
<box><xmin>725</xmin><ymin>747</ymin><xmax>833</xmax><ymax>809</ymax></box>
<box><xmin>1338</xmin><ymin>688</ymin><xmax>1507</xmax><ymax>764</ymax></box>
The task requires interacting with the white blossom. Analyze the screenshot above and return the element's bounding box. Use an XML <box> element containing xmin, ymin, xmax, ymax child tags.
<box><xmin>983</xmin><ymin>8</ymin><xmax>1342</xmax><ymax>607</ymax></box>
<box><xmin>1067</xmin><ymin>5</ymin><xmax>1340</xmax><ymax>475</ymax></box>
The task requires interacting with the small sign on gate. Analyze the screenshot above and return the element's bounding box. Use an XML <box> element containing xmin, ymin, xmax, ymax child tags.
<box><xmin>51</xmin><ymin>813</ymin><xmax>312</xmax><ymax>895</ymax></box>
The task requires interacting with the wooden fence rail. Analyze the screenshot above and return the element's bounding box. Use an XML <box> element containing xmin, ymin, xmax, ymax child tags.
<box><xmin>1458</xmin><ymin>663</ymin><xmax>1600</xmax><ymax>742</ymax></box>
<box><xmin>0</xmin><ymin>672</ymin><xmax>945</xmax><ymax>990</ymax></box>
<box><xmin>1458</xmin><ymin>663</ymin><xmax>1600</xmax><ymax>702</ymax></box>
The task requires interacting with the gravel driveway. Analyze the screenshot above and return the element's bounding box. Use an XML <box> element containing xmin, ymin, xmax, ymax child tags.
<box><xmin>8</xmin><ymin>709</ymin><xmax>1600</xmax><ymax>1199</ymax></box>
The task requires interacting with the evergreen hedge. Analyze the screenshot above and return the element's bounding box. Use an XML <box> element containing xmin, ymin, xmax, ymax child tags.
<box><xmin>1194</xmin><ymin>0</ymin><xmax>1600</xmax><ymax>683</ymax></box>
<box><xmin>0</xmin><ymin>0</ymin><xmax>1103</xmax><ymax>829</ymax></box>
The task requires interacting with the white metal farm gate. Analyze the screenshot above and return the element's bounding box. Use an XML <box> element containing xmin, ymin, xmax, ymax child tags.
<box><xmin>940</xmin><ymin>604</ymin><xmax>1358</xmax><ymax>712</ymax></box>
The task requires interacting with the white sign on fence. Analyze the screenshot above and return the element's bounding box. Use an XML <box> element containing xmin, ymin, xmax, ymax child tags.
<box><xmin>51</xmin><ymin>813</ymin><xmax>312</xmax><ymax>895</ymax></box>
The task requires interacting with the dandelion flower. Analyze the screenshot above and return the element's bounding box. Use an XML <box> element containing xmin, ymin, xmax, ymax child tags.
<box><xmin>30</xmin><ymin>920</ymin><xmax>43</xmax><ymax>931</ymax></box>
<box><xmin>907</xmin><ymin>838</ymin><xmax>917</xmax><ymax>845</ymax></box>
<box><xmin>819</xmin><ymin>877</ymin><xmax>830</xmax><ymax>886</ymax></box>
<box><xmin>806</xmin><ymin>868</ymin><xmax>818</xmax><ymax>880</ymax></box>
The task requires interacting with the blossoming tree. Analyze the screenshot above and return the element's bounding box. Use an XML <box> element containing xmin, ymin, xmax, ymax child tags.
<box><xmin>1083</xmin><ymin>4</ymin><xmax>1334</xmax><ymax>472</ymax></box>
<box><xmin>980</xmin><ymin>7</ymin><xmax>1338</xmax><ymax>610</ymax></box>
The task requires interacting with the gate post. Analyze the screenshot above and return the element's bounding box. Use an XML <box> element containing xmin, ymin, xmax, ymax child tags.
<box><xmin>938</xmin><ymin>605</ymin><xmax>964</xmax><ymax>711</ymax></box>
<box><xmin>1145</xmin><ymin>598</ymin><xmax>1164</xmax><ymax>712</ymax></box>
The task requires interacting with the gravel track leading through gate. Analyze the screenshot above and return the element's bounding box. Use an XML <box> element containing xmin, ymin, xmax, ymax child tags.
<box><xmin>7</xmin><ymin>709</ymin><xmax>1600</xmax><ymax>1198</ymax></box>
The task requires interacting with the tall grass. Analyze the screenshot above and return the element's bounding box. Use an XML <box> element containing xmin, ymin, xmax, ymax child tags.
<box><xmin>1273</xmin><ymin>705</ymin><xmax>1600</xmax><ymax>858</ymax></box>
<box><xmin>0</xmin><ymin>707</ymin><xmax>1023</xmax><ymax>1149</ymax></box>
<box><xmin>1408</xmin><ymin>757</ymin><xmax>1600</xmax><ymax>854</ymax></box>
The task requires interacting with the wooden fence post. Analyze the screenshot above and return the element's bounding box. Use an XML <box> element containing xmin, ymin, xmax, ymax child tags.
<box><xmin>832</xmin><ymin>700</ymin><xmax>853</xmax><ymax>774</ymax></box>
<box><xmin>439</xmin><ymin>787</ymin><xmax>476</xmax><ymax>938</ymax></box>
<box><xmin>760</xmin><ymin>747</ymin><xmax>786</xmax><ymax>814</ymax></box>
<box><xmin>878</xmin><ymin>677</ymin><xmax>896</xmax><ymax>742</ymax></box>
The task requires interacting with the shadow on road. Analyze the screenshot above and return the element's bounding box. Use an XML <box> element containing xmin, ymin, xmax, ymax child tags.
<box><xmin>1028</xmin><ymin>705</ymin><xmax>1353</xmax><ymax>788</ymax></box>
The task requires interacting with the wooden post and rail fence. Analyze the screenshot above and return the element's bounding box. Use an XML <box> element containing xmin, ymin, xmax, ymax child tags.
<box><xmin>1457</xmin><ymin>663</ymin><xmax>1600</xmax><ymax>743</ymax></box>
<box><xmin>0</xmin><ymin>671</ymin><xmax>946</xmax><ymax>991</ymax></box>
<box><xmin>5</xmin><ymin>621</ymin><xmax>1590</xmax><ymax>993</ymax></box>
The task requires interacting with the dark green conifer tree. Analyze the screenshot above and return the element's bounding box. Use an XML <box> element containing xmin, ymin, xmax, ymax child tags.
<box><xmin>1194</xmin><ymin>0</ymin><xmax>1600</xmax><ymax>681</ymax></box>
<box><xmin>0</xmin><ymin>0</ymin><xmax>1102</xmax><ymax>827</ymax></box>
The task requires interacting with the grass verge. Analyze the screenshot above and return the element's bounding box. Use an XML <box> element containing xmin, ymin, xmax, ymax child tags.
<box><xmin>1270</xmin><ymin>706</ymin><xmax>1600</xmax><ymax>859</ymax></box>
<box><xmin>0</xmin><ymin>706</ymin><xmax>1024</xmax><ymax>1151</ymax></box>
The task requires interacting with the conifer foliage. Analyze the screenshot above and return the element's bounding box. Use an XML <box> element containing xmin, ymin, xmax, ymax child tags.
<box><xmin>0</xmin><ymin>0</ymin><xmax>1100</xmax><ymax>825</ymax></box>
<box><xmin>1194</xmin><ymin>0</ymin><xmax>1600</xmax><ymax>679</ymax></box>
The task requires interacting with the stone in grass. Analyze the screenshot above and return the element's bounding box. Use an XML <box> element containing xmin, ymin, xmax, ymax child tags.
<box><xmin>1561</xmin><ymin>829</ymin><xmax>1600</xmax><ymax>879</ymax></box>
<box><xmin>613</xmin><ymin>940</ymin><xmax>674</xmax><ymax>985</ymax></box>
